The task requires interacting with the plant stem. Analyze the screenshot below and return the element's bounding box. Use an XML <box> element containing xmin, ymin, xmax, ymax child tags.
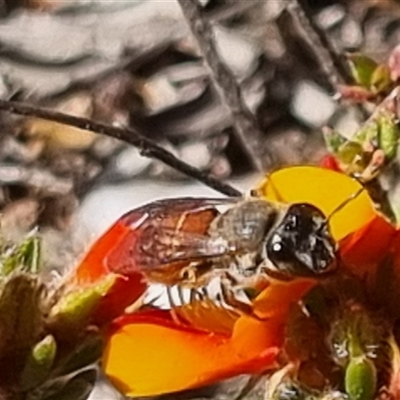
<box><xmin>0</xmin><ymin>99</ymin><xmax>242</xmax><ymax>197</ymax></box>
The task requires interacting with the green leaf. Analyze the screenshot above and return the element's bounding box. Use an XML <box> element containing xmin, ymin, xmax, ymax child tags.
<box><xmin>0</xmin><ymin>274</ymin><xmax>44</xmax><ymax>360</ymax></box>
<box><xmin>323</xmin><ymin>128</ymin><xmax>347</xmax><ymax>153</ymax></box>
<box><xmin>49</xmin><ymin>275</ymin><xmax>115</xmax><ymax>331</ymax></box>
<box><xmin>354</xmin><ymin>120</ymin><xmax>379</xmax><ymax>144</ymax></box>
<box><xmin>20</xmin><ymin>335</ymin><xmax>57</xmax><ymax>390</ymax></box>
<box><xmin>0</xmin><ymin>236</ymin><xmax>42</xmax><ymax>276</ymax></box>
<box><xmin>370</xmin><ymin>64</ymin><xmax>392</xmax><ymax>93</ymax></box>
<box><xmin>347</xmin><ymin>53</ymin><xmax>378</xmax><ymax>88</ymax></box>
<box><xmin>336</xmin><ymin>141</ymin><xmax>364</xmax><ymax>166</ymax></box>
<box><xmin>377</xmin><ymin>111</ymin><xmax>400</xmax><ymax>161</ymax></box>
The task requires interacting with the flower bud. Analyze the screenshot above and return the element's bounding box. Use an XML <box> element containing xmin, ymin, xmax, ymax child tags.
<box><xmin>345</xmin><ymin>355</ymin><xmax>377</xmax><ymax>400</ymax></box>
<box><xmin>20</xmin><ymin>334</ymin><xmax>57</xmax><ymax>390</ymax></box>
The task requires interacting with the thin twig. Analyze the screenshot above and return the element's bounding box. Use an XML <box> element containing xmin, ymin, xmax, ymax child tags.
<box><xmin>177</xmin><ymin>0</ymin><xmax>269</xmax><ymax>172</ymax></box>
<box><xmin>0</xmin><ymin>99</ymin><xmax>242</xmax><ymax>197</ymax></box>
<box><xmin>287</xmin><ymin>0</ymin><xmax>352</xmax><ymax>90</ymax></box>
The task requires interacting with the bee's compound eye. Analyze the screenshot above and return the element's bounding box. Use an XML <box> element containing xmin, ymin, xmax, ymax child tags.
<box><xmin>265</xmin><ymin>203</ymin><xmax>337</xmax><ymax>278</ymax></box>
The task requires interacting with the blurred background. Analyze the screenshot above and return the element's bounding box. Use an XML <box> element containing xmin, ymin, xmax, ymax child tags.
<box><xmin>0</xmin><ymin>0</ymin><xmax>400</xmax><ymax>398</ymax></box>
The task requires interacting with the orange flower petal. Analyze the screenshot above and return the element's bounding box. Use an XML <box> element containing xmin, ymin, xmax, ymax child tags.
<box><xmin>103</xmin><ymin>312</ymin><xmax>279</xmax><ymax>397</ymax></box>
<box><xmin>231</xmin><ymin>279</ymin><xmax>316</xmax><ymax>356</ymax></box>
<box><xmin>231</xmin><ymin>315</ymin><xmax>284</xmax><ymax>357</ymax></box>
<box><xmin>251</xmin><ymin>279</ymin><xmax>316</xmax><ymax>320</ymax></box>
<box><xmin>102</xmin><ymin>279</ymin><xmax>317</xmax><ymax>397</ymax></box>
<box><xmin>256</xmin><ymin>166</ymin><xmax>376</xmax><ymax>240</ymax></box>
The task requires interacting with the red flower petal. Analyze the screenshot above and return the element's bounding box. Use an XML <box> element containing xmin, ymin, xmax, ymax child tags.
<box><xmin>66</xmin><ymin>218</ymin><xmax>148</xmax><ymax>324</ymax></box>
<box><xmin>320</xmin><ymin>154</ymin><xmax>342</xmax><ymax>172</ymax></box>
<box><xmin>339</xmin><ymin>215</ymin><xmax>396</xmax><ymax>279</ymax></box>
<box><xmin>71</xmin><ymin>218</ymin><xmax>142</xmax><ymax>284</ymax></box>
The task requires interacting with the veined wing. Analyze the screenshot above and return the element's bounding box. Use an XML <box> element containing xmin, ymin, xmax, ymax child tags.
<box><xmin>104</xmin><ymin>197</ymin><xmax>243</xmax><ymax>277</ymax></box>
<box><xmin>120</xmin><ymin>197</ymin><xmax>241</xmax><ymax>228</ymax></box>
<box><xmin>136</xmin><ymin>226</ymin><xmax>237</xmax><ymax>268</ymax></box>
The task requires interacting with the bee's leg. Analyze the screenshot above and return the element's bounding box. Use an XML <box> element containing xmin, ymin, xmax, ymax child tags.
<box><xmin>177</xmin><ymin>285</ymin><xmax>186</xmax><ymax>306</ymax></box>
<box><xmin>166</xmin><ymin>285</ymin><xmax>175</xmax><ymax>307</ymax></box>
<box><xmin>189</xmin><ymin>287</ymin><xmax>197</xmax><ymax>303</ymax></box>
<box><xmin>219</xmin><ymin>275</ymin><xmax>254</xmax><ymax>316</ymax></box>
<box><xmin>166</xmin><ymin>286</ymin><xmax>185</xmax><ymax>325</ymax></box>
<box><xmin>179</xmin><ymin>265</ymin><xmax>199</xmax><ymax>286</ymax></box>
<box><xmin>215</xmin><ymin>291</ymin><xmax>225</xmax><ymax>308</ymax></box>
<box><xmin>125</xmin><ymin>293</ymin><xmax>147</xmax><ymax>313</ymax></box>
<box><xmin>200</xmin><ymin>286</ymin><xmax>211</xmax><ymax>300</ymax></box>
<box><xmin>258</xmin><ymin>258</ymin><xmax>293</xmax><ymax>281</ymax></box>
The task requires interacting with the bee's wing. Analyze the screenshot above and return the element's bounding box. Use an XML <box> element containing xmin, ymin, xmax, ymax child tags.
<box><xmin>137</xmin><ymin>226</ymin><xmax>235</xmax><ymax>267</ymax></box>
<box><xmin>120</xmin><ymin>197</ymin><xmax>240</xmax><ymax>227</ymax></box>
<box><xmin>104</xmin><ymin>197</ymin><xmax>242</xmax><ymax>277</ymax></box>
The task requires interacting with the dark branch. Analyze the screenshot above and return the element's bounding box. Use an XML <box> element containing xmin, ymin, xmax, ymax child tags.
<box><xmin>287</xmin><ymin>0</ymin><xmax>352</xmax><ymax>90</ymax></box>
<box><xmin>177</xmin><ymin>0</ymin><xmax>270</xmax><ymax>172</ymax></box>
<box><xmin>0</xmin><ymin>99</ymin><xmax>242</xmax><ymax>197</ymax></box>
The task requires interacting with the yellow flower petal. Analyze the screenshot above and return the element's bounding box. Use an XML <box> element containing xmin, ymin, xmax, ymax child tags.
<box><xmin>255</xmin><ymin>166</ymin><xmax>376</xmax><ymax>240</ymax></box>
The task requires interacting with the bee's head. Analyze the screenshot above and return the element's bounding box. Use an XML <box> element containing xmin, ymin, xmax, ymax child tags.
<box><xmin>264</xmin><ymin>203</ymin><xmax>337</xmax><ymax>278</ymax></box>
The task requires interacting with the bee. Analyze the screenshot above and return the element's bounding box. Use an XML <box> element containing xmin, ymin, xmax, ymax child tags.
<box><xmin>99</xmin><ymin>195</ymin><xmax>338</xmax><ymax>292</ymax></box>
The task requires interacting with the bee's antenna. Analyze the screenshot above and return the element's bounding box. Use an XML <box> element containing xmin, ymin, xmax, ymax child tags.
<box><xmin>321</xmin><ymin>186</ymin><xmax>366</xmax><ymax>230</ymax></box>
<box><xmin>250</xmin><ymin>173</ymin><xmax>290</xmax><ymax>203</ymax></box>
